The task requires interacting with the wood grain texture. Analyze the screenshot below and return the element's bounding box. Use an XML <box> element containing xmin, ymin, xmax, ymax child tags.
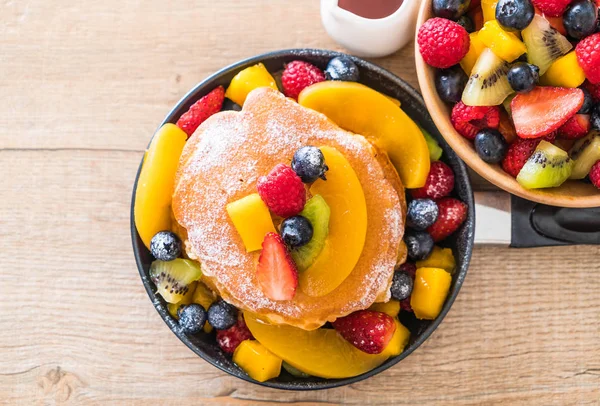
<box><xmin>1</xmin><ymin>1</ymin><xmax>599</xmax><ymax>405</ymax></box>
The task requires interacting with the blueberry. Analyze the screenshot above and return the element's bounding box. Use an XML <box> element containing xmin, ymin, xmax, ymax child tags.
<box><xmin>291</xmin><ymin>146</ymin><xmax>328</xmax><ymax>183</ymax></box>
<box><xmin>390</xmin><ymin>271</ymin><xmax>414</xmax><ymax>301</ymax></box>
<box><xmin>325</xmin><ymin>56</ymin><xmax>359</xmax><ymax>81</ymax></box>
<box><xmin>435</xmin><ymin>65</ymin><xmax>469</xmax><ymax>103</ymax></box>
<box><xmin>207</xmin><ymin>300</ymin><xmax>238</xmax><ymax>330</ymax></box>
<box><xmin>474</xmin><ymin>129</ymin><xmax>508</xmax><ymax>164</ymax></box>
<box><xmin>150</xmin><ymin>231</ymin><xmax>182</xmax><ymax>261</ymax></box>
<box><xmin>432</xmin><ymin>0</ymin><xmax>471</xmax><ymax>20</ymax></box>
<box><xmin>579</xmin><ymin>87</ymin><xmax>594</xmax><ymax>114</ymax></box>
<box><xmin>280</xmin><ymin>215</ymin><xmax>313</xmax><ymax>248</ymax></box>
<box><xmin>591</xmin><ymin>104</ymin><xmax>600</xmax><ymax>130</ymax></box>
<box><xmin>507</xmin><ymin>62</ymin><xmax>539</xmax><ymax>93</ymax></box>
<box><xmin>407</xmin><ymin>199</ymin><xmax>439</xmax><ymax>231</ymax></box>
<box><xmin>178</xmin><ymin>304</ymin><xmax>207</xmax><ymax>334</ymax></box>
<box><xmin>495</xmin><ymin>0</ymin><xmax>534</xmax><ymax>31</ymax></box>
<box><xmin>563</xmin><ymin>0</ymin><xmax>597</xmax><ymax>40</ymax></box>
<box><xmin>404</xmin><ymin>230</ymin><xmax>434</xmax><ymax>261</ymax></box>
<box><xmin>456</xmin><ymin>15</ymin><xmax>475</xmax><ymax>33</ymax></box>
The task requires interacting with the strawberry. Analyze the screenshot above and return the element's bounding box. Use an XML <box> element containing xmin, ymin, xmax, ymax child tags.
<box><xmin>417</xmin><ymin>18</ymin><xmax>470</xmax><ymax>68</ymax></box>
<box><xmin>502</xmin><ymin>138</ymin><xmax>542</xmax><ymax>177</ymax></box>
<box><xmin>451</xmin><ymin>102</ymin><xmax>501</xmax><ymax>140</ymax></box>
<box><xmin>216</xmin><ymin>315</ymin><xmax>254</xmax><ymax>354</ymax></box>
<box><xmin>256</xmin><ymin>233</ymin><xmax>298</xmax><ymax>301</ymax></box>
<box><xmin>576</xmin><ymin>33</ymin><xmax>600</xmax><ymax>84</ymax></box>
<box><xmin>534</xmin><ymin>7</ymin><xmax>567</xmax><ymax>34</ymax></box>
<box><xmin>427</xmin><ymin>197</ymin><xmax>468</xmax><ymax>242</ymax></box>
<box><xmin>558</xmin><ymin>114</ymin><xmax>591</xmax><ymax>139</ymax></box>
<box><xmin>589</xmin><ymin>161</ymin><xmax>600</xmax><ymax>189</ymax></box>
<box><xmin>498</xmin><ymin>109</ymin><xmax>518</xmax><ymax>144</ymax></box>
<box><xmin>511</xmin><ymin>87</ymin><xmax>584</xmax><ymax>138</ymax></box>
<box><xmin>411</xmin><ymin>161</ymin><xmax>455</xmax><ymax>200</ymax></box>
<box><xmin>332</xmin><ymin>310</ymin><xmax>396</xmax><ymax>354</ymax></box>
<box><xmin>176</xmin><ymin>86</ymin><xmax>225</xmax><ymax>137</ymax></box>
<box><xmin>281</xmin><ymin>61</ymin><xmax>325</xmax><ymax>99</ymax></box>
<box><xmin>257</xmin><ymin>164</ymin><xmax>306</xmax><ymax>217</ymax></box>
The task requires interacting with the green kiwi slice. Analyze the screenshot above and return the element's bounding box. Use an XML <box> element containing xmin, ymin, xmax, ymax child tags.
<box><xmin>291</xmin><ymin>195</ymin><xmax>330</xmax><ymax>272</ymax></box>
<box><xmin>150</xmin><ymin>258</ymin><xmax>202</xmax><ymax>304</ymax></box>
<box><xmin>569</xmin><ymin>131</ymin><xmax>600</xmax><ymax>179</ymax></box>
<box><xmin>461</xmin><ymin>48</ymin><xmax>513</xmax><ymax>107</ymax></box>
<box><xmin>517</xmin><ymin>141</ymin><xmax>573</xmax><ymax>189</ymax></box>
<box><xmin>522</xmin><ymin>15</ymin><xmax>572</xmax><ymax>75</ymax></box>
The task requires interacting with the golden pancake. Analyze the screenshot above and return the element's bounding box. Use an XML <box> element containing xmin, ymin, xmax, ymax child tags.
<box><xmin>172</xmin><ymin>88</ymin><xmax>406</xmax><ymax>330</ymax></box>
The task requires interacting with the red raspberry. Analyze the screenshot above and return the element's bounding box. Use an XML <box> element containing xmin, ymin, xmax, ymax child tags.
<box><xmin>176</xmin><ymin>86</ymin><xmax>225</xmax><ymax>137</ymax></box>
<box><xmin>502</xmin><ymin>138</ymin><xmax>542</xmax><ymax>177</ymax></box>
<box><xmin>427</xmin><ymin>197</ymin><xmax>468</xmax><ymax>242</ymax></box>
<box><xmin>451</xmin><ymin>102</ymin><xmax>501</xmax><ymax>140</ymax></box>
<box><xmin>577</xmin><ymin>33</ymin><xmax>600</xmax><ymax>84</ymax></box>
<box><xmin>531</xmin><ymin>0</ymin><xmax>573</xmax><ymax>16</ymax></box>
<box><xmin>281</xmin><ymin>61</ymin><xmax>325</xmax><ymax>99</ymax></box>
<box><xmin>417</xmin><ymin>18</ymin><xmax>470</xmax><ymax>68</ymax></box>
<box><xmin>590</xmin><ymin>161</ymin><xmax>600</xmax><ymax>189</ymax></box>
<box><xmin>411</xmin><ymin>161</ymin><xmax>455</xmax><ymax>199</ymax></box>
<box><xmin>583</xmin><ymin>81</ymin><xmax>600</xmax><ymax>102</ymax></box>
<box><xmin>257</xmin><ymin>164</ymin><xmax>306</xmax><ymax>217</ymax></box>
<box><xmin>216</xmin><ymin>315</ymin><xmax>254</xmax><ymax>354</ymax></box>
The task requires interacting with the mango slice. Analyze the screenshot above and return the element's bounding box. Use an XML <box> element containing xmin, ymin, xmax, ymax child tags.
<box><xmin>541</xmin><ymin>51</ymin><xmax>586</xmax><ymax>88</ymax></box>
<box><xmin>134</xmin><ymin>124</ymin><xmax>188</xmax><ymax>249</ymax></box>
<box><xmin>369</xmin><ymin>299</ymin><xmax>401</xmax><ymax>317</ymax></box>
<box><xmin>298</xmin><ymin>81</ymin><xmax>430</xmax><ymax>188</ymax></box>
<box><xmin>416</xmin><ymin>246</ymin><xmax>456</xmax><ymax>273</ymax></box>
<box><xmin>226</xmin><ymin>193</ymin><xmax>276</xmax><ymax>252</ymax></box>
<box><xmin>299</xmin><ymin>146</ymin><xmax>367</xmax><ymax>297</ymax></box>
<box><xmin>460</xmin><ymin>32</ymin><xmax>486</xmax><ymax>75</ymax></box>
<box><xmin>225</xmin><ymin>63</ymin><xmax>278</xmax><ymax>106</ymax></box>
<box><xmin>482</xmin><ymin>0</ymin><xmax>498</xmax><ymax>22</ymax></box>
<box><xmin>244</xmin><ymin>312</ymin><xmax>409</xmax><ymax>379</ymax></box>
<box><xmin>233</xmin><ymin>340</ymin><xmax>283</xmax><ymax>382</ymax></box>
<box><xmin>411</xmin><ymin>267</ymin><xmax>452</xmax><ymax>320</ymax></box>
<box><xmin>479</xmin><ymin>20</ymin><xmax>527</xmax><ymax>62</ymax></box>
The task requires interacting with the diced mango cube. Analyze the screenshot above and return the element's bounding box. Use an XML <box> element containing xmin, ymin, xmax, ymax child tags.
<box><xmin>233</xmin><ymin>340</ymin><xmax>282</xmax><ymax>382</ymax></box>
<box><xmin>225</xmin><ymin>63</ymin><xmax>278</xmax><ymax>106</ymax></box>
<box><xmin>482</xmin><ymin>0</ymin><xmax>498</xmax><ymax>22</ymax></box>
<box><xmin>416</xmin><ymin>246</ymin><xmax>456</xmax><ymax>274</ymax></box>
<box><xmin>381</xmin><ymin>319</ymin><xmax>411</xmax><ymax>357</ymax></box>
<box><xmin>226</xmin><ymin>193</ymin><xmax>276</xmax><ymax>252</ymax></box>
<box><xmin>541</xmin><ymin>51</ymin><xmax>586</xmax><ymax>88</ymax></box>
<box><xmin>411</xmin><ymin>267</ymin><xmax>452</xmax><ymax>320</ymax></box>
<box><xmin>460</xmin><ymin>32</ymin><xmax>487</xmax><ymax>75</ymax></box>
<box><xmin>369</xmin><ymin>300</ymin><xmax>401</xmax><ymax>317</ymax></box>
<box><xmin>479</xmin><ymin>20</ymin><xmax>527</xmax><ymax>62</ymax></box>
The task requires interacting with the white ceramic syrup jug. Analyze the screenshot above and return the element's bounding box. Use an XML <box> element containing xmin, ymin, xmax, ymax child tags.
<box><xmin>321</xmin><ymin>0</ymin><xmax>421</xmax><ymax>58</ymax></box>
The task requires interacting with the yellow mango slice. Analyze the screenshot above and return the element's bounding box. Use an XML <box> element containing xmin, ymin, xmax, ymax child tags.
<box><xmin>226</xmin><ymin>193</ymin><xmax>276</xmax><ymax>252</ymax></box>
<box><xmin>411</xmin><ymin>267</ymin><xmax>452</xmax><ymax>320</ymax></box>
<box><xmin>299</xmin><ymin>146</ymin><xmax>367</xmax><ymax>297</ymax></box>
<box><xmin>134</xmin><ymin>124</ymin><xmax>188</xmax><ymax>249</ymax></box>
<box><xmin>233</xmin><ymin>340</ymin><xmax>283</xmax><ymax>382</ymax></box>
<box><xmin>298</xmin><ymin>81</ymin><xmax>430</xmax><ymax>188</ymax></box>
<box><xmin>416</xmin><ymin>246</ymin><xmax>456</xmax><ymax>274</ymax></box>
<box><xmin>369</xmin><ymin>300</ymin><xmax>401</xmax><ymax>317</ymax></box>
<box><xmin>479</xmin><ymin>20</ymin><xmax>527</xmax><ymax>62</ymax></box>
<box><xmin>244</xmin><ymin>312</ymin><xmax>409</xmax><ymax>379</ymax></box>
<box><xmin>460</xmin><ymin>32</ymin><xmax>486</xmax><ymax>75</ymax></box>
<box><xmin>225</xmin><ymin>63</ymin><xmax>278</xmax><ymax>106</ymax></box>
<box><xmin>482</xmin><ymin>0</ymin><xmax>498</xmax><ymax>22</ymax></box>
<box><xmin>541</xmin><ymin>51</ymin><xmax>586</xmax><ymax>88</ymax></box>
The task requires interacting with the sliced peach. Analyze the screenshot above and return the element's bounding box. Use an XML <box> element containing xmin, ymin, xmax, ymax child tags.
<box><xmin>299</xmin><ymin>146</ymin><xmax>367</xmax><ymax>297</ymax></box>
<box><xmin>225</xmin><ymin>63</ymin><xmax>278</xmax><ymax>106</ymax></box>
<box><xmin>298</xmin><ymin>81</ymin><xmax>430</xmax><ymax>188</ymax></box>
<box><xmin>244</xmin><ymin>312</ymin><xmax>410</xmax><ymax>379</ymax></box>
<box><xmin>134</xmin><ymin>124</ymin><xmax>188</xmax><ymax>249</ymax></box>
<box><xmin>226</xmin><ymin>193</ymin><xmax>276</xmax><ymax>252</ymax></box>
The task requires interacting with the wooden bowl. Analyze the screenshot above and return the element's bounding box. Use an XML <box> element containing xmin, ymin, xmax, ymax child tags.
<box><xmin>415</xmin><ymin>0</ymin><xmax>600</xmax><ymax>208</ymax></box>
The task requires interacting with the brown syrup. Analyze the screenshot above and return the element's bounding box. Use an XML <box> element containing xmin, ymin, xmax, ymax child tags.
<box><xmin>338</xmin><ymin>0</ymin><xmax>404</xmax><ymax>19</ymax></box>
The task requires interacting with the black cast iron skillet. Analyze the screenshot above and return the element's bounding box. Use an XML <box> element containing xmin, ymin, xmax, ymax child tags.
<box><xmin>131</xmin><ymin>49</ymin><xmax>475</xmax><ymax>390</ymax></box>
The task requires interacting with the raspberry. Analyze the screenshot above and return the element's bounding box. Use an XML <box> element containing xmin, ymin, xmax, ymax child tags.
<box><xmin>502</xmin><ymin>138</ymin><xmax>542</xmax><ymax>177</ymax></box>
<box><xmin>216</xmin><ymin>315</ymin><xmax>254</xmax><ymax>354</ymax></box>
<box><xmin>411</xmin><ymin>161</ymin><xmax>455</xmax><ymax>200</ymax></box>
<box><xmin>418</xmin><ymin>18</ymin><xmax>470</xmax><ymax>68</ymax></box>
<box><xmin>397</xmin><ymin>262</ymin><xmax>417</xmax><ymax>279</ymax></box>
<box><xmin>257</xmin><ymin>164</ymin><xmax>306</xmax><ymax>217</ymax></box>
<box><xmin>583</xmin><ymin>81</ymin><xmax>600</xmax><ymax>102</ymax></box>
<box><xmin>590</xmin><ymin>161</ymin><xmax>600</xmax><ymax>189</ymax></box>
<box><xmin>176</xmin><ymin>86</ymin><xmax>225</xmax><ymax>137</ymax></box>
<box><xmin>531</xmin><ymin>0</ymin><xmax>573</xmax><ymax>16</ymax></box>
<box><xmin>281</xmin><ymin>61</ymin><xmax>325</xmax><ymax>99</ymax></box>
<box><xmin>577</xmin><ymin>33</ymin><xmax>600</xmax><ymax>84</ymax></box>
<box><xmin>451</xmin><ymin>102</ymin><xmax>501</xmax><ymax>140</ymax></box>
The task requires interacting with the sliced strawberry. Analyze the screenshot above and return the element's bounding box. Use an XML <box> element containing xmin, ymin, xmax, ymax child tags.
<box><xmin>534</xmin><ymin>7</ymin><xmax>567</xmax><ymax>35</ymax></box>
<box><xmin>176</xmin><ymin>86</ymin><xmax>225</xmax><ymax>137</ymax></box>
<box><xmin>332</xmin><ymin>310</ymin><xmax>396</xmax><ymax>354</ymax></box>
<box><xmin>558</xmin><ymin>114</ymin><xmax>591</xmax><ymax>140</ymax></box>
<box><xmin>256</xmin><ymin>232</ymin><xmax>298</xmax><ymax>301</ymax></box>
<box><xmin>511</xmin><ymin>87</ymin><xmax>584</xmax><ymax>139</ymax></box>
<box><xmin>498</xmin><ymin>109</ymin><xmax>518</xmax><ymax>144</ymax></box>
<box><xmin>427</xmin><ymin>197</ymin><xmax>468</xmax><ymax>242</ymax></box>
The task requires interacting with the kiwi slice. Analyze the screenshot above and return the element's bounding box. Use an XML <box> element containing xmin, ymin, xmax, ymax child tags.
<box><xmin>461</xmin><ymin>48</ymin><xmax>513</xmax><ymax>107</ymax></box>
<box><xmin>522</xmin><ymin>15</ymin><xmax>572</xmax><ymax>75</ymax></box>
<box><xmin>282</xmin><ymin>361</ymin><xmax>312</xmax><ymax>378</ymax></box>
<box><xmin>419</xmin><ymin>126</ymin><xmax>443</xmax><ymax>161</ymax></box>
<box><xmin>291</xmin><ymin>195</ymin><xmax>330</xmax><ymax>272</ymax></box>
<box><xmin>150</xmin><ymin>258</ymin><xmax>202</xmax><ymax>304</ymax></box>
<box><xmin>569</xmin><ymin>131</ymin><xmax>600</xmax><ymax>179</ymax></box>
<box><xmin>517</xmin><ymin>141</ymin><xmax>573</xmax><ymax>189</ymax></box>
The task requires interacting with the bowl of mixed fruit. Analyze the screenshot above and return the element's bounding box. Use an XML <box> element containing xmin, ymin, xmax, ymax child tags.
<box><xmin>131</xmin><ymin>49</ymin><xmax>474</xmax><ymax>389</ymax></box>
<box><xmin>416</xmin><ymin>0</ymin><xmax>600</xmax><ymax>207</ymax></box>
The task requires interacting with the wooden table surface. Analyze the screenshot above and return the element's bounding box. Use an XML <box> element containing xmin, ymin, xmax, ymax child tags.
<box><xmin>2</xmin><ymin>1</ymin><xmax>599</xmax><ymax>404</ymax></box>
